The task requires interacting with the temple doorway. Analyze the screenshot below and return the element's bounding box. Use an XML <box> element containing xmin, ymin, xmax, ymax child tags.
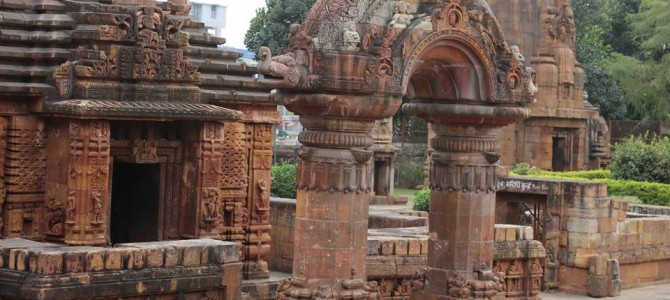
<box><xmin>110</xmin><ymin>162</ymin><xmax>161</xmax><ymax>244</ymax></box>
<box><xmin>552</xmin><ymin>129</ymin><xmax>576</xmax><ymax>171</ymax></box>
<box><xmin>552</xmin><ymin>136</ymin><xmax>567</xmax><ymax>171</ymax></box>
<box><xmin>374</xmin><ymin>160</ymin><xmax>390</xmax><ymax>196</ymax></box>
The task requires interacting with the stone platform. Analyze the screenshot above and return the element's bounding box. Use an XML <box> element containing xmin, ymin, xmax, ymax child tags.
<box><xmin>0</xmin><ymin>239</ymin><xmax>242</xmax><ymax>300</ymax></box>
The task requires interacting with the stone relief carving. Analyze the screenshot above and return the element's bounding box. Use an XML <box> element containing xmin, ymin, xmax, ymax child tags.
<box><xmin>434</xmin><ymin>0</ymin><xmax>468</xmax><ymax>31</ymax></box>
<box><xmin>5</xmin><ymin>117</ymin><xmax>47</xmax><ymax>194</ymax></box>
<box><xmin>388</xmin><ymin>1</ymin><xmax>413</xmax><ymax>29</ymax></box>
<box><xmin>549</xmin><ymin>4</ymin><xmax>576</xmax><ymax>49</ymax></box>
<box><xmin>448</xmin><ymin>274</ymin><xmax>472</xmax><ymax>298</ymax></box>
<box><xmin>202</xmin><ymin>188</ymin><xmax>219</xmax><ymax>224</ymax></box>
<box><xmin>45</xmin><ymin>192</ymin><xmax>65</xmax><ymax>235</ymax></box>
<box><xmin>91</xmin><ymin>190</ymin><xmax>104</xmax><ymax>224</ymax></box>
<box><xmin>258</xmin><ymin>47</ymin><xmax>301</xmax><ymax>87</ymax></box>
<box><xmin>342</xmin><ymin>22</ymin><xmax>361</xmax><ymax>51</ymax></box>
<box><xmin>132</xmin><ymin>139</ymin><xmax>158</xmax><ymax>163</ymax></box>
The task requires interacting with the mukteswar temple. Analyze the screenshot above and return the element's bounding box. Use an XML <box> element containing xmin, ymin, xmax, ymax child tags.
<box><xmin>0</xmin><ymin>0</ymin><xmax>667</xmax><ymax>300</ymax></box>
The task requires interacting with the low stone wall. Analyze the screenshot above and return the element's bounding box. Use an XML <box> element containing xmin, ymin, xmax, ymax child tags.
<box><xmin>498</xmin><ymin>177</ymin><xmax>670</xmax><ymax>297</ymax></box>
<box><xmin>628</xmin><ymin>203</ymin><xmax>670</xmax><ymax>216</ymax></box>
<box><xmin>0</xmin><ymin>239</ymin><xmax>242</xmax><ymax>300</ymax></box>
<box><xmin>268</xmin><ymin>198</ymin><xmax>545</xmax><ymax>299</ymax></box>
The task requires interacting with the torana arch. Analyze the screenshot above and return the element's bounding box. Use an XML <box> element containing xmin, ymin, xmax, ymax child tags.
<box><xmin>259</xmin><ymin>0</ymin><xmax>534</xmax><ymax>299</ymax></box>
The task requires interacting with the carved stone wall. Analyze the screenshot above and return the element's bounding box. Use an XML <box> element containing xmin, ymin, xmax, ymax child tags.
<box><xmin>3</xmin><ymin>116</ymin><xmax>47</xmax><ymax>239</ymax></box>
<box><xmin>180</xmin><ymin>12</ymin><xmax>281</xmax><ymax>279</ymax></box>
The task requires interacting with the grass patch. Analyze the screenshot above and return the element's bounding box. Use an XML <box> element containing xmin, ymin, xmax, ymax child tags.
<box><xmin>393</xmin><ymin>188</ymin><xmax>418</xmax><ymax>197</ymax></box>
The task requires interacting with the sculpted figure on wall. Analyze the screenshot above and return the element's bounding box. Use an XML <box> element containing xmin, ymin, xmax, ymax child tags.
<box><xmin>257</xmin><ymin>47</ymin><xmax>301</xmax><ymax>87</ymax></box>
<box><xmin>343</xmin><ymin>22</ymin><xmax>360</xmax><ymax>51</ymax></box>
<box><xmin>388</xmin><ymin>1</ymin><xmax>413</xmax><ymax>29</ymax></box>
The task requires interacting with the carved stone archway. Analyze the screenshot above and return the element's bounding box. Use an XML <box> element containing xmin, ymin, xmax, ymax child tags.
<box><xmin>259</xmin><ymin>1</ymin><xmax>534</xmax><ymax>299</ymax></box>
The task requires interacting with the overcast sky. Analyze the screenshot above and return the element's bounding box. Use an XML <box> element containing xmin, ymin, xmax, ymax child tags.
<box><xmin>219</xmin><ymin>0</ymin><xmax>267</xmax><ymax>49</ymax></box>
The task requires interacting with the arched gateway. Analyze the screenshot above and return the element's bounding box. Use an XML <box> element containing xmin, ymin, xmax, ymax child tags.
<box><xmin>259</xmin><ymin>0</ymin><xmax>534</xmax><ymax>299</ymax></box>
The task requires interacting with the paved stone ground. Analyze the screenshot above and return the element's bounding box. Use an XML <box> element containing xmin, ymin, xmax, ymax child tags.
<box><xmin>541</xmin><ymin>283</ymin><xmax>670</xmax><ymax>299</ymax></box>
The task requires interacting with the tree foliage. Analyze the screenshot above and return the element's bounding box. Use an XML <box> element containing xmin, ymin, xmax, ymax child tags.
<box><xmin>573</xmin><ymin>0</ymin><xmax>670</xmax><ymax>120</ymax></box>
<box><xmin>270</xmin><ymin>163</ymin><xmax>297</xmax><ymax>199</ymax></box>
<box><xmin>611</xmin><ymin>134</ymin><xmax>670</xmax><ymax>184</ymax></box>
<box><xmin>572</xmin><ymin>0</ymin><xmax>630</xmax><ymax>120</ymax></box>
<box><xmin>244</xmin><ymin>0</ymin><xmax>316</xmax><ymax>56</ymax></box>
<box><xmin>606</xmin><ymin>0</ymin><xmax>670</xmax><ymax>120</ymax></box>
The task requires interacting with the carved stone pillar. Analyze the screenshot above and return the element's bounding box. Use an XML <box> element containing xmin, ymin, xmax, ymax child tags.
<box><xmin>0</xmin><ymin>117</ymin><xmax>6</xmax><ymax>236</ymax></box>
<box><xmin>274</xmin><ymin>93</ymin><xmax>400</xmax><ymax>299</ymax></box>
<box><xmin>404</xmin><ymin>104</ymin><xmax>531</xmax><ymax>300</ymax></box>
<box><xmin>430</xmin><ymin>124</ymin><xmax>501</xmax><ymax>299</ymax></box>
<box><xmin>244</xmin><ymin>122</ymin><xmax>274</xmax><ymax>279</ymax></box>
<box><xmin>220</xmin><ymin>121</ymin><xmax>248</xmax><ymax>253</ymax></box>
<box><xmin>62</xmin><ymin>119</ymin><xmax>111</xmax><ymax>246</ymax></box>
<box><xmin>190</xmin><ymin>122</ymin><xmax>225</xmax><ymax>238</ymax></box>
<box><xmin>371</xmin><ymin>117</ymin><xmax>396</xmax><ymax>202</ymax></box>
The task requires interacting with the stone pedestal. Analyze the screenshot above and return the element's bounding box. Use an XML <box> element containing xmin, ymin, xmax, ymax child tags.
<box><xmin>273</xmin><ymin>93</ymin><xmax>400</xmax><ymax>299</ymax></box>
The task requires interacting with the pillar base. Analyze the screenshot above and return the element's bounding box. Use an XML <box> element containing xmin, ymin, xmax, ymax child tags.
<box><xmin>412</xmin><ymin>269</ymin><xmax>505</xmax><ymax>300</ymax></box>
<box><xmin>277</xmin><ymin>277</ymin><xmax>381</xmax><ymax>299</ymax></box>
<box><xmin>244</xmin><ymin>260</ymin><xmax>270</xmax><ymax>280</ymax></box>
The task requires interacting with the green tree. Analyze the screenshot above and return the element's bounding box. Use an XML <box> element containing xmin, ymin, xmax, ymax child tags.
<box><xmin>606</xmin><ymin>0</ymin><xmax>670</xmax><ymax>120</ymax></box>
<box><xmin>244</xmin><ymin>0</ymin><xmax>317</xmax><ymax>56</ymax></box>
<box><xmin>603</xmin><ymin>0</ymin><xmax>641</xmax><ymax>56</ymax></box>
<box><xmin>573</xmin><ymin>0</ymin><xmax>630</xmax><ymax>120</ymax></box>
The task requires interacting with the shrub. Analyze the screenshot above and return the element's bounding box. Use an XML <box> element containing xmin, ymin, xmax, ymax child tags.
<box><xmin>509</xmin><ymin>164</ymin><xmax>670</xmax><ymax>206</ymax></box>
<box><xmin>511</xmin><ymin>163</ymin><xmax>538</xmax><ymax>176</ymax></box>
<box><xmin>611</xmin><ymin>134</ymin><xmax>670</xmax><ymax>184</ymax></box>
<box><xmin>558</xmin><ymin>169</ymin><xmax>612</xmax><ymax>180</ymax></box>
<box><xmin>594</xmin><ymin>178</ymin><xmax>670</xmax><ymax>206</ymax></box>
<box><xmin>270</xmin><ymin>163</ymin><xmax>297</xmax><ymax>199</ymax></box>
<box><xmin>510</xmin><ymin>163</ymin><xmax>611</xmax><ymax>180</ymax></box>
<box><xmin>412</xmin><ymin>188</ymin><xmax>431</xmax><ymax>212</ymax></box>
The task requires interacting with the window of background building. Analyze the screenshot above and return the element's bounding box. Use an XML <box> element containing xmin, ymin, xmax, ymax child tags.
<box><xmin>211</xmin><ymin>5</ymin><xmax>217</xmax><ymax>19</ymax></box>
<box><xmin>190</xmin><ymin>4</ymin><xmax>201</xmax><ymax>20</ymax></box>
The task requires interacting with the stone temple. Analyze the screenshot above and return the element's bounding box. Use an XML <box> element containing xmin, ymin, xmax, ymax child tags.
<box><xmin>0</xmin><ymin>0</ymin><xmax>667</xmax><ymax>300</ymax></box>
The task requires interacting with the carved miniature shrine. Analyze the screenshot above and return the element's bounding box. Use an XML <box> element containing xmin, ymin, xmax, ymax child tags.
<box><xmin>0</xmin><ymin>0</ymin><xmax>279</xmax><ymax>297</ymax></box>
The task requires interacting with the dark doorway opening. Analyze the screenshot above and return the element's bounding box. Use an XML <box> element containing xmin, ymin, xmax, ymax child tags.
<box><xmin>110</xmin><ymin>162</ymin><xmax>160</xmax><ymax>244</ymax></box>
<box><xmin>374</xmin><ymin>160</ymin><xmax>390</xmax><ymax>196</ymax></box>
<box><xmin>552</xmin><ymin>136</ymin><xmax>568</xmax><ymax>171</ymax></box>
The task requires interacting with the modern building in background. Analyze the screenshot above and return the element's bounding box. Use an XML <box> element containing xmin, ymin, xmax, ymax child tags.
<box><xmin>189</xmin><ymin>0</ymin><xmax>227</xmax><ymax>38</ymax></box>
<box><xmin>188</xmin><ymin>0</ymin><xmax>265</xmax><ymax>49</ymax></box>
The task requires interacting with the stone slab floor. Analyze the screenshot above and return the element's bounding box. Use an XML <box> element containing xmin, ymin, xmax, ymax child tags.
<box><xmin>541</xmin><ymin>283</ymin><xmax>670</xmax><ymax>299</ymax></box>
